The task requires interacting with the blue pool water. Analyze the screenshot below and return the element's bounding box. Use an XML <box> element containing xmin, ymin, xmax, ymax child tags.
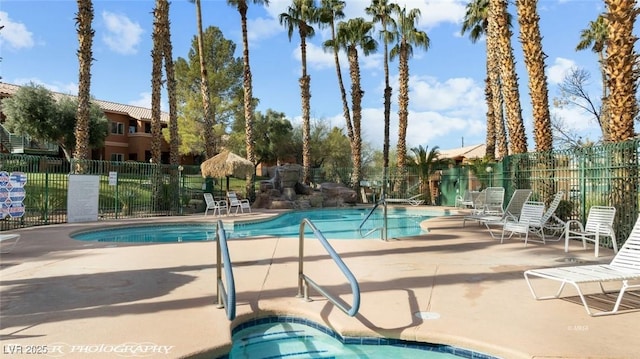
<box><xmin>72</xmin><ymin>207</ymin><xmax>442</xmax><ymax>243</ymax></box>
<box><xmin>223</xmin><ymin>317</ymin><xmax>499</xmax><ymax>359</ymax></box>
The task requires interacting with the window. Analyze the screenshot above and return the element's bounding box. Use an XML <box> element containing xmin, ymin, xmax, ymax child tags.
<box><xmin>110</xmin><ymin>122</ymin><xmax>124</xmax><ymax>135</ymax></box>
<box><xmin>128</xmin><ymin>120</ymin><xmax>137</xmax><ymax>134</ymax></box>
<box><xmin>110</xmin><ymin>153</ymin><xmax>124</xmax><ymax>162</ymax></box>
<box><xmin>144</xmin><ymin>122</ymin><xmax>151</xmax><ymax>133</ymax></box>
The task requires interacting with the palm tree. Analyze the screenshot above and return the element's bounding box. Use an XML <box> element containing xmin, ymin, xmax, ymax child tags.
<box><xmin>409</xmin><ymin>145</ymin><xmax>446</xmax><ymax>205</ymax></box>
<box><xmin>189</xmin><ymin>0</ymin><xmax>216</xmax><ymax>158</ymax></box>
<box><xmin>157</xmin><ymin>0</ymin><xmax>179</xmax><ymax>166</ymax></box>
<box><xmin>151</xmin><ymin>1</ymin><xmax>163</xmax><ymax>164</ymax></box>
<box><xmin>489</xmin><ymin>0</ymin><xmax>527</xmax><ymax>154</ymax></box>
<box><xmin>279</xmin><ymin>0</ymin><xmax>317</xmax><ymax>184</ymax></box>
<box><xmin>228</xmin><ymin>0</ymin><xmax>268</xmax><ymax>200</ymax></box>
<box><xmin>74</xmin><ymin>0</ymin><xmax>94</xmax><ymax>171</ymax></box>
<box><xmin>366</xmin><ymin>0</ymin><xmax>396</xmax><ymax>171</ymax></box>
<box><xmin>604</xmin><ymin>0</ymin><xmax>639</xmax><ymax>241</ymax></box>
<box><xmin>604</xmin><ymin>0</ymin><xmax>638</xmax><ymax>143</ymax></box>
<box><xmin>516</xmin><ymin>0</ymin><xmax>551</xmax><ymax>152</ymax></box>
<box><xmin>319</xmin><ymin>0</ymin><xmax>351</xmax><ymax>147</ymax></box>
<box><xmin>461</xmin><ymin>0</ymin><xmax>506</xmax><ymax>160</ymax></box>
<box><xmin>576</xmin><ymin>14</ymin><xmax>610</xmax><ymax>141</ymax></box>
<box><xmin>389</xmin><ymin>5</ymin><xmax>429</xmax><ymax>190</ymax></box>
<box><xmin>329</xmin><ymin>17</ymin><xmax>378</xmax><ymax>196</ymax></box>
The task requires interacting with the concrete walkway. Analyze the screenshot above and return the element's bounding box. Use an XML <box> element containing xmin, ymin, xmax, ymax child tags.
<box><xmin>0</xmin><ymin>208</ymin><xmax>638</xmax><ymax>358</ymax></box>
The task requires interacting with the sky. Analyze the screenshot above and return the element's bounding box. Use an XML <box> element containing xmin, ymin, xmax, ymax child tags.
<box><xmin>0</xmin><ymin>0</ymin><xmax>629</xmax><ymax>153</ymax></box>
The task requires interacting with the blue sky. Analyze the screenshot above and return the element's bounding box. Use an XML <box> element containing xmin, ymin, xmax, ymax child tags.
<box><xmin>0</xmin><ymin>0</ymin><xmax>621</xmax><ymax>152</ymax></box>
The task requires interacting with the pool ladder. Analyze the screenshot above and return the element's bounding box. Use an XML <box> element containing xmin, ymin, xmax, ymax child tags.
<box><xmin>215</xmin><ymin>220</ymin><xmax>236</xmax><ymax>320</ymax></box>
<box><xmin>297</xmin><ymin>218</ymin><xmax>361</xmax><ymax>317</ymax></box>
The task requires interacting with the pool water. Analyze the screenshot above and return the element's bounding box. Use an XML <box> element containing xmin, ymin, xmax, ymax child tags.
<box><xmin>224</xmin><ymin>318</ymin><xmax>498</xmax><ymax>359</ymax></box>
<box><xmin>72</xmin><ymin>207</ymin><xmax>441</xmax><ymax>243</ymax></box>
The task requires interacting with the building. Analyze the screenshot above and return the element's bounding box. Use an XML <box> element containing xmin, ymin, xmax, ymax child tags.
<box><xmin>0</xmin><ymin>82</ymin><xmax>190</xmax><ymax>164</ymax></box>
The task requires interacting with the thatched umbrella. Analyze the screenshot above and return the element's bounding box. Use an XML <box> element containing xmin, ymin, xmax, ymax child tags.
<box><xmin>200</xmin><ymin>150</ymin><xmax>254</xmax><ymax>191</ymax></box>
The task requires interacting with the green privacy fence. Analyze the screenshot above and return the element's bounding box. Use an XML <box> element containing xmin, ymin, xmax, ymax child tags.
<box><xmin>2</xmin><ymin>140</ymin><xmax>640</xmax><ymax>248</ymax></box>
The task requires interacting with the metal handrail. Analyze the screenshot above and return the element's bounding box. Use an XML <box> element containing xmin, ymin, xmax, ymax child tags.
<box><xmin>297</xmin><ymin>218</ymin><xmax>360</xmax><ymax>317</ymax></box>
<box><xmin>358</xmin><ymin>197</ymin><xmax>388</xmax><ymax>240</ymax></box>
<box><xmin>215</xmin><ymin>220</ymin><xmax>236</xmax><ymax>321</ymax></box>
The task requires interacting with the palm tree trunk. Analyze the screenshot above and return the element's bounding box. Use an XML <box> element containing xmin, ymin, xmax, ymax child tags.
<box><xmin>395</xmin><ymin>43</ymin><xmax>409</xmax><ymax>192</ymax></box>
<box><xmin>348</xmin><ymin>46</ymin><xmax>362</xmax><ymax>196</ymax></box>
<box><xmin>239</xmin><ymin>5</ymin><xmax>256</xmax><ymax>200</ymax></box>
<box><xmin>194</xmin><ymin>0</ymin><xmax>216</xmax><ymax>158</ymax></box>
<box><xmin>74</xmin><ymin>0</ymin><xmax>94</xmax><ymax>172</ymax></box>
<box><xmin>158</xmin><ymin>0</ymin><xmax>179</xmax><ymax>165</ymax></box>
<box><xmin>300</xmin><ymin>34</ymin><xmax>311</xmax><ymax>185</ymax></box>
<box><xmin>491</xmin><ymin>0</ymin><xmax>527</xmax><ymax>154</ymax></box>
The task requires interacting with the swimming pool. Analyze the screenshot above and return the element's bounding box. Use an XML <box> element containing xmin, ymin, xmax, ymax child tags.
<box><xmin>221</xmin><ymin>316</ymin><xmax>499</xmax><ymax>359</ymax></box>
<box><xmin>72</xmin><ymin>207</ymin><xmax>443</xmax><ymax>243</ymax></box>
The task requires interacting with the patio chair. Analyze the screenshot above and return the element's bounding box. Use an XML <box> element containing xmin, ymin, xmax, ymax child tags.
<box><xmin>0</xmin><ymin>233</ymin><xmax>21</xmax><ymax>254</ymax></box>
<box><xmin>474</xmin><ymin>189</ymin><xmax>533</xmax><ymax>237</ymax></box>
<box><xmin>228</xmin><ymin>191</ymin><xmax>251</xmax><ymax>214</ymax></box>
<box><xmin>462</xmin><ymin>187</ymin><xmax>505</xmax><ymax>224</ymax></box>
<box><xmin>501</xmin><ymin>192</ymin><xmax>565</xmax><ymax>245</ymax></box>
<box><xmin>524</xmin><ymin>215</ymin><xmax>640</xmax><ymax>316</ymax></box>
<box><xmin>204</xmin><ymin>193</ymin><xmax>228</xmax><ymax>216</ymax></box>
<box><xmin>455</xmin><ymin>190</ymin><xmax>480</xmax><ymax>208</ymax></box>
<box><xmin>500</xmin><ymin>201</ymin><xmax>546</xmax><ymax>244</ymax></box>
<box><xmin>565</xmin><ymin>206</ymin><xmax>617</xmax><ymax>257</ymax></box>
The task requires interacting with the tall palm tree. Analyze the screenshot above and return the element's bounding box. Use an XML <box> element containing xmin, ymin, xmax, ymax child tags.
<box><xmin>157</xmin><ymin>0</ymin><xmax>179</xmax><ymax>165</ymax></box>
<box><xmin>189</xmin><ymin>0</ymin><xmax>216</xmax><ymax>158</ymax></box>
<box><xmin>604</xmin><ymin>0</ymin><xmax>639</xmax><ymax>240</ymax></box>
<box><xmin>461</xmin><ymin>0</ymin><xmax>507</xmax><ymax>160</ymax></box>
<box><xmin>329</xmin><ymin>17</ymin><xmax>378</xmax><ymax>195</ymax></box>
<box><xmin>389</xmin><ymin>6</ymin><xmax>429</xmax><ymax>188</ymax></box>
<box><xmin>228</xmin><ymin>0</ymin><xmax>268</xmax><ymax>200</ymax></box>
<box><xmin>319</xmin><ymin>0</ymin><xmax>351</xmax><ymax>145</ymax></box>
<box><xmin>576</xmin><ymin>14</ymin><xmax>610</xmax><ymax>141</ymax></box>
<box><xmin>517</xmin><ymin>0</ymin><xmax>551</xmax><ymax>152</ymax></box>
<box><xmin>489</xmin><ymin>0</ymin><xmax>527</xmax><ymax>154</ymax></box>
<box><xmin>604</xmin><ymin>0</ymin><xmax>638</xmax><ymax>143</ymax></box>
<box><xmin>279</xmin><ymin>0</ymin><xmax>317</xmax><ymax>184</ymax></box>
<box><xmin>151</xmin><ymin>1</ymin><xmax>163</xmax><ymax>164</ymax></box>
<box><xmin>74</xmin><ymin>0</ymin><xmax>94</xmax><ymax>170</ymax></box>
<box><xmin>366</xmin><ymin>0</ymin><xmax>396</xmax><ymax>171</ymax></box>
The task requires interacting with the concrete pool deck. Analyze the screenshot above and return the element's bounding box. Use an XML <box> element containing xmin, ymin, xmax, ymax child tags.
<box><xmin>0</xmin><ymin>207</ymin><xmax>638</xmax><ymax>358</ymax></box>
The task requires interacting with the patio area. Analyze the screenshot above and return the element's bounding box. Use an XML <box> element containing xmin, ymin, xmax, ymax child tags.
<box><xmin>0</xmin><ymin>208</ymin><xmax>638</xmax><ymax>358</ymax></box>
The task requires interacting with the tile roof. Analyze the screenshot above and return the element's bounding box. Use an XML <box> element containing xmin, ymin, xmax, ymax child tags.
<box><xmin>439</xmin><ymin>143</ymin><xmax>486</xmax><ymax>161</ymax></box>
<box><xmin>0</xmin><ymin>82</ymin><xmax>169</xmax><ymax>123</ymax></box>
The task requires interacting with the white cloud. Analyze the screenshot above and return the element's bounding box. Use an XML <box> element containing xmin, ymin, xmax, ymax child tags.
<box><xmin>293</xmin><ymin>42</ymin><xmax>335</xmax><ymax>70</ymax></box>
<box><xmin>0</xmin><ymin>11</ymin><xmax>34</xmax><ymax>50</ymax></box>
<box><xmin>547</xmin><ymin>57</ymin><xmax>576</xmax><ymax>84</ymax></box>
<box><xmin>247</xmin><ymin>16</ymin><xmax>283</xmax><ymax>44</ymax></box>
<box><xmin>101</xmin><ymin>11</ymin><xmax>143</xmax><ymax>55</ymax></box>
<box><xmin>12</xmin><ymin>78</ymin><xmax>77</xmax><ymax>95</ymax></box>
<box><xmin>128</xmin><ymin>92</ymin><xmax>168</xmax><ymax>112</ymax></box>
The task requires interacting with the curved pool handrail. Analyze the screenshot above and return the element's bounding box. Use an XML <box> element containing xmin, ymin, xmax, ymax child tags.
<box><xmin>216</xmin><ymin>220</ymin><xmax>236</xmax><ymax>321</ymax></box>
<box><xmin>358</xmin><ymin>197</ymin><xmax>388</xmax><ymax>240</ymax></box>
<box><xmin>298</xmin><ymin>218</ymin><xmax>360</xmax><ymax>317</ymax></box>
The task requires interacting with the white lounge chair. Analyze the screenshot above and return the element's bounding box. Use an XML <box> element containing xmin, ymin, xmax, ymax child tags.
<box><xmin>501</xmin><ymin>192</ymin><xmax>565</xmax><ymax>245</ymax></box>
<box><xmin>565</xmin><ymin>206</ymin><xmax>617</xmax><ymax>257</ymax></box>
<box><xmin>0</xmin><ymin>233</ymin><xmax>21</xmax><ymax>254</ymax></box>
<box><xmin>462</xmin><ymin>187</ymin><xmax>505</xmax><ymax>226</ymax></box>
<box><xmin>385</xmin><ymin>194</ymin><xmax>425</xmax><ymax>206</ymax></box>
<box><xmin>204</xmin><ymin>193</ymin><xmax>228</xmax><ymax>216</ymax></box>
<box><xmin>500</xmin><ymin>201</ymin><xmax>546</xmax><ymax>244</ymax></box>
<box><xmin>227</xmin><ymin>191</ymin><xmax>251</xmax><ymax>214</ymax></box>
<box><xmin>465</xmin><ymin>189</ymin><xmax>532</xmax><ymax>234</ymax></box>
<box><xmin>455</xmin><ymin>190</ymin><xmax>480</xmax><ymax>208</ymax></box>
<box><xmin>524</xmin><ymin>216</ymin><xmax>640</xmax><ymax>316</ymax></box>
